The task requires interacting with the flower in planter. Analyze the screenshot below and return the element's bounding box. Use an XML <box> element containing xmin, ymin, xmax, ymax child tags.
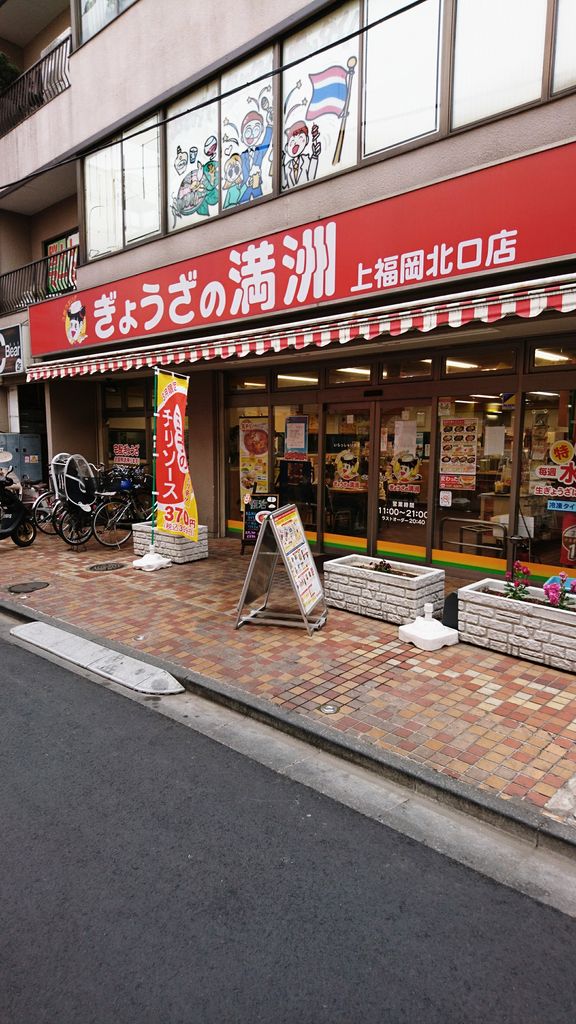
<box><xmin>543</xmin><ymin>571</ymin><xmax>576</xmax><ymax>609</ymax></box>
<box><xmin>504</xmin><ymin>561</ymin><xmax>530</xmax><ymax>600</ymax></box>
<box><xmin>368</xmin><ymin>559</ymin><xmax>392</xmax><ymax>573</ymax></box>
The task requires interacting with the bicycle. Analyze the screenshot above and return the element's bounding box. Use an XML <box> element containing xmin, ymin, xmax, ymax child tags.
<box><xmin>93</xmin><ymin>490</ymin><xmax>153</xmax><ymax>547</ymax></box>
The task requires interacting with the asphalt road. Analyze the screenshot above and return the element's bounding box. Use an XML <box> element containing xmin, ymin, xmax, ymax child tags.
<box><xmin>1</xmin><ymin>637</ymin><xmax>576</xmax><ymax>1024</ymax></box>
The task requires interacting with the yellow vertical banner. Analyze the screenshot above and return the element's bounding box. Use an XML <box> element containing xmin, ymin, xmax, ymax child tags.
<box><xmin>156</xmin><ymin>371</ymin><xmax>198</xmax><ymax>540</ymax></box>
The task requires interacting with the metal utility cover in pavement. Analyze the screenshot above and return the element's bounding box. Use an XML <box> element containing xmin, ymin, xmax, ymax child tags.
<box><xmin>7</xmin><ymin>581</ymin><xmax>50</xmax><ymax>594</ymax></box>
<box><xmin>88</xmin><ymin>562</ymin><xmax>125</xmax><ymax>572</ymax></box>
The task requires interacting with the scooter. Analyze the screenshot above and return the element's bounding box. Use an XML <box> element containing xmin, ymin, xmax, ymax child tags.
<box><xmin>0</xmin><ymin>452</ymin><xmax>37</xmax><ymax>547</ymax></box>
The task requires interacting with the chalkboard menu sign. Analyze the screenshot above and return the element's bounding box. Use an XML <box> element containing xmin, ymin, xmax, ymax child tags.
<box><xmin>242</xmin><ymin>492</ymin><xmax>279</xmax><ymax>545</ymax></box>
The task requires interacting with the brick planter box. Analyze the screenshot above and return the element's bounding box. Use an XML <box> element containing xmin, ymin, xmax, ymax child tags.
<box><xmin>323</xmin><ymin>555</ymin><xmax>445</xmax><ymax>625</ymax></box>
<box><xmin>458</xmin><ymin>579</ymin><xmax>576</xmax><ymax>672</ymax></box>
<box><xmin>132</xmin><ymin>522</ymin><xmax>208</xmax><ymax>564</ymax></box>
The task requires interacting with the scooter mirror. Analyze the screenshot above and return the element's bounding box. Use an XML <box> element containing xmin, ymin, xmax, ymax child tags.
<box><xmin>0</xmin><ymin>451</ymin><xmax>13</xmax><ymax>464</ymax></box>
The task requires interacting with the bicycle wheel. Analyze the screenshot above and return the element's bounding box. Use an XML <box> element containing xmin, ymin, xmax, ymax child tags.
<box><xmin>93</xmin><ymin>499</ymin><xmax>132</xmax><ymax>547</ymax></box>
<box><xmin>33</xmin><ymin>490</ymin><xmax>58</xmax><ymax>535</ymax></box>
<box><xmin>51</xmin><ymin>500</ymin><xmax>66</xmax><ymax>537</ymax></box>
<box><xmin>59</xmin><ymin>509</ymin><xmax>93</xmax><ymax>547</ymax></box>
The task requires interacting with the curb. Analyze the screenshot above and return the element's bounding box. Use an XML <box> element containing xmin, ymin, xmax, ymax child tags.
<box><xmin>2</xmin><ymin>595</ymin><xmax>575</xmax><ymax>860</ymax></box>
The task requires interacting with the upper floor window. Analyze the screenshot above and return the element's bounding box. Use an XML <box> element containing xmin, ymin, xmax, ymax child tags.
<box><xmin>85</xmin><ymin>114</ymin><xmax>161</xmax><ymax>258</ymax></box>
<box><xmin>167</xmin><ymin>81</ymin><xmax>220</xmax><ymax>232</ymax></box>
<box><xmin>282</xmin><ymin>3</ymin><xmax>359</xmax><ymax>190</ymax></box>
<box><xmin>221</xmin><ymin>49</ymin><xmax>275</xmax><ymax>207</ymax></box>
<box><xmin>364</xmin><ymin>0</ymin><xmax>442</xmax><ymax>155</ymax></box>
<box><xmin>82</xmin><ymin>0</ymin><xmax>576</xmax><ymax>260</ymax></box>
<box><xmin>80</xmin><ymin>0</ymin><xmax>138</xmax><ymax>43</ymax></box>
<box><xmin>553</xmin><ymin>0</ymin><xmax>576</xmax><ymax>93</ymax></box>
<box><xmin>452</xmin><ymin>0</ymin><xmax>548</xmax><ymax>128</ymax></box>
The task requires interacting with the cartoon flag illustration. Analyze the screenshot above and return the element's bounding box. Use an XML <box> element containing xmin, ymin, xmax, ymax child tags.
<box><xmin>306</xmin><ymin>65</ymin><xmax>349</xmax><ymax>120</ymax></box>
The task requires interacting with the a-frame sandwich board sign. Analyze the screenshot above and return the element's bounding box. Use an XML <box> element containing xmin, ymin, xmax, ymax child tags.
<box><xmin>235</xmin><ymin>504</ymin><xmax>327</xmax><ymax>636</ymax></box>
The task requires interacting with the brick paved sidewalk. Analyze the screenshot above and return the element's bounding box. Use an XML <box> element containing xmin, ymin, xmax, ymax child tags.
<box><xmin>1</xmin><ymin>532</ymin><xmax>576</xmax><ymax>828</ymax></box>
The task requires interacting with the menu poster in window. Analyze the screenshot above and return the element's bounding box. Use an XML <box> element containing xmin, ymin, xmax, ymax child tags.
<box><xmin>271</xmin><ymin>504</ymin><xmax>323</xmax><ymax>615</ymax></box>
<box><xmin>285</xmin><ymin>415</ymin><xmax>309</xmax><ymax>460</ymax></box>
<box><xmin>239</xmin><ymin>417</ymin><xmax>269</xmax><ymax>502</ymax></box>
<box><xmin>242</xmin><ymin>492</ymin><xmax>279</xmax><ymax>543</ymax></box>
<box><xmin>439</xmin><ymin>418</ymin><xmax>477</xmax><ymax>490</ymax></box>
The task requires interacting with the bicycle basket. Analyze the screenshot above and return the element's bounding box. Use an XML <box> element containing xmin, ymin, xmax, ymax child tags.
<box><xmin>63</xmin><ymin>455</ymin><xmax>97</xmax><ymax>511</ymax></box>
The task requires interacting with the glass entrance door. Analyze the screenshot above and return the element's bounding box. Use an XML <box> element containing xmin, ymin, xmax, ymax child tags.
<box><xmin>377</xmin><ymin>402</ymin><xmax>431</xmax><ymax>563</ymax></box>
<box><xmin>323</xmin><ymin>405</ymin><xmax>371</xmax><ymax>552</ymax></box>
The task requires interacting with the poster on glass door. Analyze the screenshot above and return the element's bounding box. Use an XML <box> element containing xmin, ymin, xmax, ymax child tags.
<box><xmin>439</xmin><ymin>417</ymin><xmax>478</xmax><ymax>491</ymax></box>
<box><xmin>239</xmin><ymin>417</ymin><xmax>269</xmax><ymax>503</ymax></box>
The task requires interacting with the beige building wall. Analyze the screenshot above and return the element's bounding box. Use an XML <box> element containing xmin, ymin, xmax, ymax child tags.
<box><xmin>23</xmin><ymin>11</ymin><xmax>70</xmax><ymax>68</ymax></box>
<box><xmin>30</xmin><ymin>197</ymin><xmax>78</xmax><ymax>260</ymax></box>
<box><xmin>0</xmin><ymin>211</ymin><xmax>31</xmax><ymax>273</ymax></box>
<box><xmin>45</xmin><ymin>379</ymin><xmax>99</xmax><ymax>462</ymax></box>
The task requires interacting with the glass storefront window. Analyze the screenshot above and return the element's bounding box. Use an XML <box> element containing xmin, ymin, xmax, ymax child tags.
<box><xmin>273</xmin><ymin>405</ymin><xmax>319</xmax><ymax>531</ymax></box>
<box><xmin>221</xmin><ymin>49</ymin><xmax>274</xmax><ymax>208</ymax></box>
<box><xmin>324</xmin><ymin>407</ymin><xmax>370</xmax><ymax>547</ymax></box>
<box><xmin>364</xmin><ymin>0</ymin><xmax>442</xmax><ymax>155</ymax></box>
<box><xmin>435</xmin><ymin>395</ymin><xmax>515</xmax><ymax>566</ymax></box>
<box><xmin>328</xmin><ymin>365</ymin><xmax>372</xmax><ymax>385</ymax></box>
<box><xmin>381</xmin><ymin>355</ymin><xmax>433</xmax><ymax>380</ymax></box>
<box><xmin>519</xmin><ymin>389</ymin><xmax>576</xmax><ymax>570</ymax></box>
<box><xmin>107</xmin><ymin>419</ymin><xmax>148</xmax><ymax>465</ymax></box>
<box><xmin>378</xmin><ymin>404</ymin><xmax>430</xmax><ymax>557</ymax></box>
<box><xmin>226</xmin><ymin>373</ymin><xmax>268</xmax><ymax>393</ymax></box>
<box><xmin>442</xmin><ymin>347</ymin><xmax>515</xmax><ymax>375</ymax></box>
<box><xmin>167</xmin><ymin>82</ymin><xmax>220</xmax><ymax>231</ymax></box>
<box><xmin>226</xmin><ymin>406</ymin><xmax>269</xmax><ymax>530</ymax></box>
<box><xmin>275</xmin><ymin>371</ymin><xmax>319</xmax><ymax>389</ymax></box>
<box><xmin>452</xmin><ymin>0</ymin><xmax>547</xmax><ymax>128</ymax></box>
<box><xmin>282</xmin><ymin>2</ymin><xmax>359</xmax><ymax>191</ymax></box>
<box><xmin>532</xmin><ymin>344</ymin><xmax>576</xmax><ymax>370</ymax></box>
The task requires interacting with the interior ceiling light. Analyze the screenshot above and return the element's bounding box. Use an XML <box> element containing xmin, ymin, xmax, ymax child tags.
<box><xmin>528</xmin><ymin>391</ymin><xmax>559</xmax><ymax>397</ymax></box>
<box><xmin>455</xmin><ymin>399</ymin><xmax>476</xmax><ymax>404</ymax></box>
<box><xmin>470</xmin><ymin>394</ymin><xmax>501</xmax><ymax>399</ymax></box>
<box><xmin>534</xmin><ymin>349</ymin><xmax>570</xmax><ymax>362</ymax></box>
<box><xmin>445</xmin><ymin>359</ymin><xmax>478</xmax><ymax>369</ymax></box>
<box><xmin>277</xmin><ymin>374</ymin><xmax>319</xmax><ymax>383</ymax></box>
<box><xmin>242</xmin><ymin>381</ymin><xmax>266</xmax><ymax>388</ymax></box>
<box><xmin>338</xmin><ymin>367</ymin><xmax>371</xmax><ymax>375</ymax></box>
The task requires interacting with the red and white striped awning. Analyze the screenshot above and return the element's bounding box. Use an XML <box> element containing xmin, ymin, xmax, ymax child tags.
<box><xmin>26</xmin><ymin>274</ymin><xmax>576</xmax><ymax>381</ymax></box>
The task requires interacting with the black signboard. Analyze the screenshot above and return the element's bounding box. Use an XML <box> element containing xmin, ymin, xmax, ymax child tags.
<box><xmin>242</xmin><ymin>492</ymin><xmax>279</xmax><ymax>552</ymax></box>
<box><xmin>0</xmin><ymin>326</ymin><xmax>23</xmax><ymax>374</ymax></box>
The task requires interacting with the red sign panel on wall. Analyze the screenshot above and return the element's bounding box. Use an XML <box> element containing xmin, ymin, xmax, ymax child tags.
<box><xmin>30</xmin><ymin>142</ymin><xmax>576</xmax><ymax>357</ymax></box>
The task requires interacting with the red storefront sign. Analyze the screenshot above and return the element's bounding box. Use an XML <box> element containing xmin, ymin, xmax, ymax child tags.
<box><xmin>30</xmin><ymin>142</ymin><xmax>576</xmax><ymax>357</ymax></box>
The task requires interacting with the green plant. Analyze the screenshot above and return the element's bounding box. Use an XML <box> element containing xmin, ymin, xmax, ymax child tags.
<box><xmin>369</xmin><ymin>559</ymin><xmax>392</xmax><ymax>573</ymax></box>
<box><xmin>504</xmin><ymin>560</ymin><xmax>531</xmax><ymax>600</ymax></box>
<box><xmin>0</xmin><ymin>53</ymin><xmax>21</xmax><ymax>93</ymax></box>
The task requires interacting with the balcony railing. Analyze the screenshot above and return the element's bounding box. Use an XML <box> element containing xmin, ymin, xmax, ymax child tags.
<box><xmin>0</xmin><ymin>247</ymin><xmax>78</xmax><ymax>315</ymax></box>
<box><xmin>0</xmin><ymin>35</ymin><xmax>71</xmax><ymax>140</ymax></box>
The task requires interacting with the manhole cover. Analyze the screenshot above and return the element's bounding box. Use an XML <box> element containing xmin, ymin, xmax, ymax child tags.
<box><xmin>7</xmin><ymin>581</ymin><xmax>50</xmax><ymax>594</ymax></box>
<box><xmin>88</xmin><ymin>562</ymin><xmax>125</xmax><ymax>572</ymax></box>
